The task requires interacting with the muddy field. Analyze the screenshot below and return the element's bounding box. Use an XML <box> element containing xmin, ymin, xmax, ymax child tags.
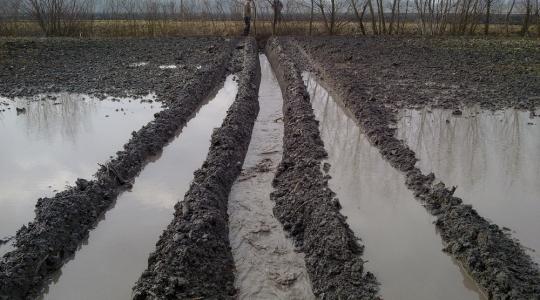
<box><xmin>288</xmin><ymin>36</ymin><xmax>540</xmax><ymax>299</ymax></box>
<box><xmin>1</xmin><ymin>36</ymin><xmax>539</xmax><ymax>300</ymax></box>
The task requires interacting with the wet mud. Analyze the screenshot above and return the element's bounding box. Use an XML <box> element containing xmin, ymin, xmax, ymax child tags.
<box><xmin>0</xmin><ymin>94</ymin><xmax>160</xmax><ymax>252</ymax></box>
<box><xmin>228</xmin><ymin>54</ymin><xmax>314</xmax><ymax>300</ymax></box>
<box><xmin>306</xmin><ymin>73</ymin><xmax>485</xmax><ymax>300</ymax></box>
<box><xmin>293</xmin><ymin>37</ymin><xmax>540</xmax><ymax>111</ymax></box>
<box><xmin>288</xmin><ymin>37</ymin><xmax>540</xmax><ymax>299</ymax></box>
<box><xmin>1</xmin><ymin>36</ymin><xmax>538</xmax><ymax>300</ymax></box>
<box><xmin>0</xmin><ymin>38</ymin><xmax>236</xmax><ymax>105</ymax></box>
<box><xmin>0</xmin><ymin>39</ymin><xmax>236</xmax><ymax>299</ymax></box>
<box><xmin>41</xmin><ymin>76</ymin><xmax>238</xmax><ymax>300</ymax></box>
<box><xmin>398</xmin><ymin>108</ymin><xmax>540</xmax><ymax>264</ymax></box>
<box><xmin>131</xmin><ymin>38</ymin><xmax>260</xmax><ymax>300</ymax></box>
<box><xmin>265</xmin><ymin>38</ymin><xmax>380</xmax><ymax>299</ymax></box>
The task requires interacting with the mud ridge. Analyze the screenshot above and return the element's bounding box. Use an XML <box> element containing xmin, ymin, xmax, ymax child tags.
<box><xmin>0</xmin><ymin>42</ymin><xmax>236</xmax><ymax>300</ymax></box>
<box><xmin>265</xmin><ymin>38</ymin><xmax>380</xmax><ymax>299</ymax></box>
<box><xmin>131</xmin><ymin>38</ymin><xmax>260</xmax><ymax>300</ymax></box>
<box><xmin>290</xmin><ymin>38</ymin><xmax>540</xmax><ymax>299</ymax></box>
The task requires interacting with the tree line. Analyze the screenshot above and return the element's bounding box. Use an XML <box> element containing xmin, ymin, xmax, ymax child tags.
<box><xmin>0</xmin><ymin>0</ymin><xmax>538</xmax><ymax>36</ymax></box>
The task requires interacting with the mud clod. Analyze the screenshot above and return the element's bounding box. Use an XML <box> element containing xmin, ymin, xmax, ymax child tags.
<box><xmin>452</xmin><ymin>109</ymin><xmax>463</xmax><ymax>116</ymax></box>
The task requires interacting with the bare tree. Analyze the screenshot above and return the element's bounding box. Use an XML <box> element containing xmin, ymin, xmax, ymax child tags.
<box><xmin>351</xmin><ymin>0</ymin><xmax>367</xmax><ymax>34</ymax></box>
<box><xmin>535</xmin><ymin>0</ymin><xmax>540</xmax><ymax>37</ymax></box>
<box><xmin>485</xmin><ymin>0</ymin><xmax>492</xmax><ymax>34</ymax></box>
<box><xmin>24</xmin><ymin>0</ymin><xmax>95</xmax><ymax>36</ymax></box>
<box><xmin>0</xmin><ymin>0</ymin><xmax>21</xmax><ymax>35</ymax></box>
<box><xmin>504</xmin><ymin>0</ymin><xmax>516</xmax><ymax>34</ymax></box>
<box><xmin>522</xmin><ymin>0</ymin><xmax>532</xmax><ymax>35</ymax></box>
<box><xmin>388</xmin><ymin>0</ymin><xmax>400</xmax><ymax>34</ymax></box>
<box><xmin>314</xmin><ymin>0</ymin><xmax>348</xmax><ymax>34</ymax></box>
<box><xmin>310</xmin><ymin>0</ymin><xmax>314</xmax><ymax>34</ymax></box>
<box><xmin>367</xmin><ymin>0</ymin><xmax>378</xmax><ymax>33</ymax></box>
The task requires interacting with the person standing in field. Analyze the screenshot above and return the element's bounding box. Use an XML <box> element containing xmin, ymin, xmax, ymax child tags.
<box><xmin>243</xmin><ymin>0</ymin><xmax>253</xmax><ymax>36</ymax></box>
<box><xmin>274</xmin><ymin>0</ymin><xmax>283</xmax><ymax>24</ymax></box>
<box><xmin>270</xmin><ymin>0</ymin><xmax>283</xmax><ymax>34</ymax></box>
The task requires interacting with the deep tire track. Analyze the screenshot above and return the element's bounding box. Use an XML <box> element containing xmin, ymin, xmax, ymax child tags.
<box><xmin>266</xmin><ymin>38</ymin><xmax>380</xmax><ymax>300</ymax></box>
<box><xmin>0</xmin><ymin>40</ymin><xmax>236</xmax><ymax>300</ymax></box>
<box><xmin>291</xmin><ymin>37</ymin><xmax>540</xmax><ymax>300</ymax></box>
<box><xmin>132</xmin><ymin>38</ymin><xmax>260</xmax><ymax>299</ymax></box>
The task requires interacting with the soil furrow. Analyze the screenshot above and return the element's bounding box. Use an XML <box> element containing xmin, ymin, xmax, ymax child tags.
<box><xmin>265</xmin><ymin>38</ymin><xmax>380</xmax><ymax>299</ymax></box>
<box><xmin>228</xmin><ymin>54</ymin><xmax>315</xmax><ymax>299</ymax></box>
<box><xmin>305</xmin><ymin>72</ymin><xmax>486</xmax><ymax>300</ymax></box>
<box><xmin>131</xmin><ymin>38</ymin><xmax>260</xmax><ymax>300</ymax></box>
<box><xmin>0</xmin><ymin>41</ymin><xmax>235</xmax><ymax>300</ymax></box>
<box><xmin>290</xmin><ymin>37</ymin><xmax>540</xmax><ymax>300</ymax></box>
<box><xmin>41</xmin><ymin>75</ymin><xmax>239</xmax><ymax>300</ymax></box>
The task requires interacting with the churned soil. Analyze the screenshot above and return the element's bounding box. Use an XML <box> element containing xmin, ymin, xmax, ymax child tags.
<box><xmin>288</xmin><ymin>36</ymin><xmax>540</xmax><ymax>299</ymax></box>
<box><xmin>295</xmin><ymin>36</ymin><xmax>540</xmax><ymax>111</ymax></box>
<box><xmin>266</xmin><ymin>38</ymin><xmax>380</xmax><ymax>299</ymax></box>
<box><xmin>0</xmin><ymin>37</ymin><xmax>237</xmax><ymax>299</ymax></box>
<box><xmin>131</xmin><ymin>38</ymin><xmax>260</xmax><ymax>299</ymax></box>
<box><xmin>0</xmin><ymin>37</ymin><xmax>235</xmax><ymax>104</ymax></box>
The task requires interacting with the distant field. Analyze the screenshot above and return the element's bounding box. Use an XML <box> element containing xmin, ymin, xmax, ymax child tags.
<box><xmin>0</xmin><ymin>19</ymin><xmax>536</xmax><ymax>37</ymax></box>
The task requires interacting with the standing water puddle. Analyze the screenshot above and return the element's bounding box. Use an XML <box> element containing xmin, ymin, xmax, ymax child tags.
<box><xmin>397</xmin><ymin>108</ymin><xmax>540</xmax><ymax>264</ymax></box>
<box><xmin>39</xmin><ymin>75</ymin><xmax>238</xmax><ymax>300</ymax></box>
<box><xmin>304</xmin><ymin>73</ymin><xmax>485</xmax><ymax>300</ymax></box>
<box><xmin>0</xmin><ymin>93</ymin><xmax>160</xmax><ymax>256</ymax></box>
<box><xmin>227</xmin><ymin>55</ymin><xmax>314</xmax><ymax>299</ymax></box>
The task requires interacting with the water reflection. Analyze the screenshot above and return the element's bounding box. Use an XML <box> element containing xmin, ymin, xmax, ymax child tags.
<box><xmin>397</xmin><ymin>108</ymin><xmax>540</xmax><ymax>264</ymax></box>
<box><xmin>0</xmin><ymin>93</ymin><xmax>160</xmax><ymax>254</ymax></box>
<box><xmin>40</xmin><ymin>75</ymin><xmax>238</xmax><ymax>300</ymax></box>
<box><xmin>303</xmin><ymin>72</ymin><xmax>485</xmax><ymax>300</ymax></box>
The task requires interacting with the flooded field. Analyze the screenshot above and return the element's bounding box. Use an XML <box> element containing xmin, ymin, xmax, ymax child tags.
<box><xmin>1</xmin><ymin>37</ymin><xmax>538</xmax><ymax>300</ymax></box>
<box><xmin>228</xmin><ymin>55</ymin><xmax>314</xmax><ymax>300</ymax></box>
<box><xmin>0</xmin><ymin>94</ymin><xmax>160</xmax><ymax>255</ymax></box>
<box><xmin>40</xmin><ymin>76</ymin><xmax>238</xmax><ymax>300</ymax></box>
<box><xmin>304</xmin><ymin>73</ymin><xmax>486</xmax><ymax>300</ymax></box>
<box><xmin>397</xmin><ymin>108</ymin><xmax>540</xmax><ymax>264</ymax></box>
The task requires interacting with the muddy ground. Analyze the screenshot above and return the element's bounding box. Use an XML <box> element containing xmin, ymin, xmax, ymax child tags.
<box><xmin>132</xmin><ymin>38</ymin><xmax>260</xmax><ymax>299</ymax></box>
<box><xmin>1</xmin><ymin>36</ymin><xmax>539</xmax><ymax>300</ymax></box>
<box><xmin>287</xmin><ymin>36</ymin><xmax>540</xmax><ymax>299</ymax></box>
<box><xmin>0</xmin><ymin>38</ymin><xmax>235</xmax><ymax>104</ymax></box>
<box><xmin>295</xmin><ymin>37</ymin><xmax>540</xmax><ymax>111</ymax></box>
<box><xmin>266</xmin><ymin>39</ymin><xmax>379</xmax><ymax>299</ymax></box>
<box><xmin>0</xmin><ymin>37</ymin><xmax>239</xmax><ymax>299</ymax></box>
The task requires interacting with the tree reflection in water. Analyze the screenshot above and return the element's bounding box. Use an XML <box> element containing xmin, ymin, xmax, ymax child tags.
<box><xmin>397</xmin><ymin>107</ymin><xmax>540</xmax><ymax>264</ymax></box>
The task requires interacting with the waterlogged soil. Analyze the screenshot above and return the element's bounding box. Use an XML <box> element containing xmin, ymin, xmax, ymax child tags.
<box><xmin>2</xmin><ymin>36</ymin><xmax>539</xmax><ymax>299</ymax></box>
<box><xmin>228</xmin><ymin>55</ymin><xmax>314</xmax><ymax>300</ymax></box>
<box><xmin>287</xmin><ymin>37</ymin><xmax>540</xmax><ymax>299</ymax></box>
<box><xmin>305</xmin><ymin>73</ymin><xmax>485</xmax><ymax>300</ymax></box>
<box><xmin>0</xmin><ymin>38</ymin><xmax>236</xmax><ymax>105</ymax></box>
<box><xmin>0</xmin><ymin>37</ymin><xmax>236</xmax><ymax>299</ymax></box>
<box><xmin>40</xmin><ymin>76</ymin><xmax>238</xmax><ymax>300</ymax></box>
<box><xmin>265</xmin><ymin>39</ymin><xmax>380</xmax><ymax>299</ymax></box>
<box><xmin>295</xmin><ymin>36</ymin><xmax>540</xmax><ymax>111</ymax></box>
<box><xmin>131</xmin><ymin>38</ymin><xmax>260</xmax><ymax>299</ymax></box>
<box><xmin>0</xmin><ymin>94</ymin><xmax>160</xmax><ymax>254</ymax></box>
<box><xmin>397</xmin><ymin>108</ymin><xmax>540</xmax><ymax>264</ymax></box>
